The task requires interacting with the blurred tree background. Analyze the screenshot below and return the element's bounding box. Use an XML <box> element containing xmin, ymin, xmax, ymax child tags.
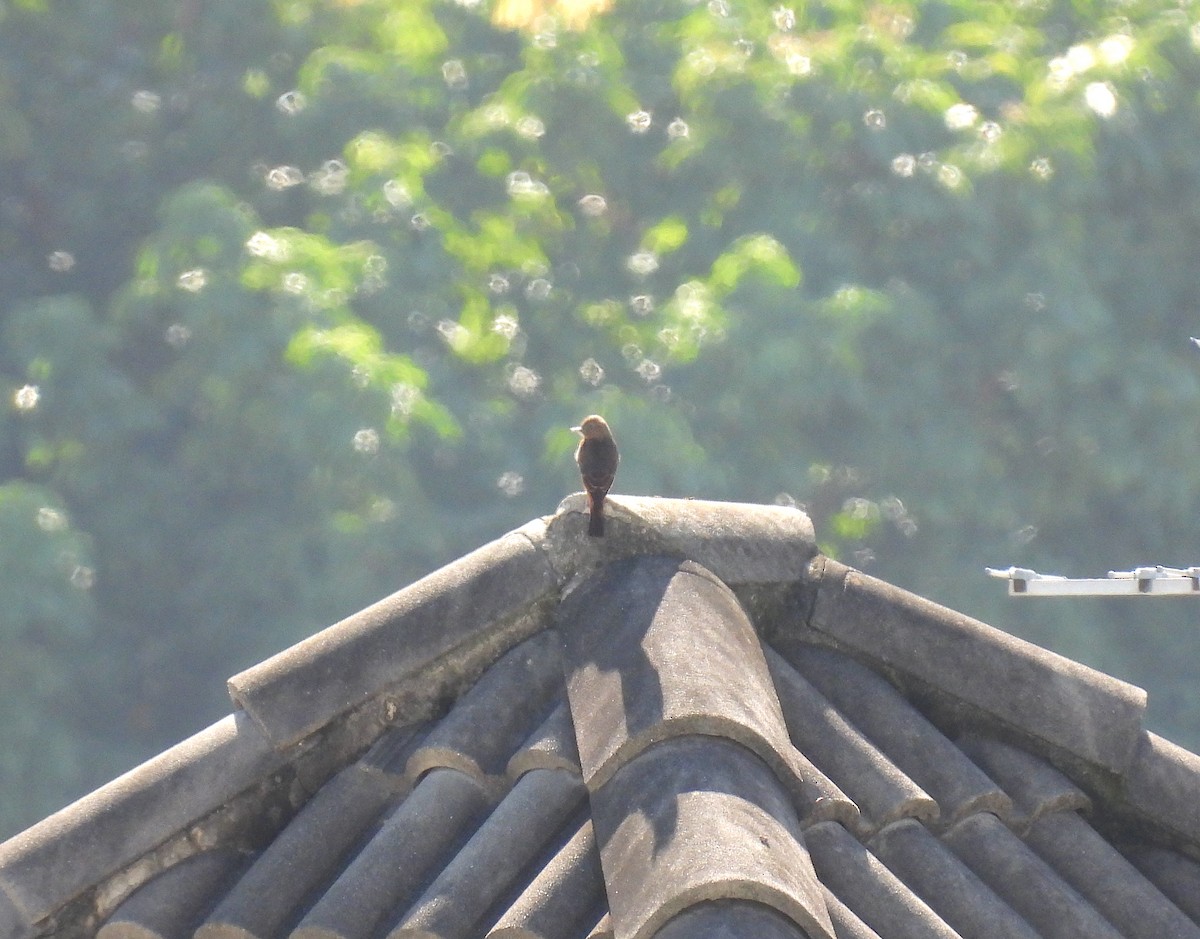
<box><xmin>3</xmin><ymin>0</ymin><xmax>1200</xmax><ymax>836</ymax></box>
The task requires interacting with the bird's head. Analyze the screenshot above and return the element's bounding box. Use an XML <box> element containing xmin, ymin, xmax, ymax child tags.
<box><xmin>572</xmin><ymin>414</ymin><xmax>611</xmax><ymax>439</ymax></box>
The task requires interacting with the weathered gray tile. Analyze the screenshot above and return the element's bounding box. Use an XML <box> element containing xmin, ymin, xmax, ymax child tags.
<box><xmin>1024</xmin><ymin>811</ymin><xmax>1200</xmax><ymax>939</ymax></box>
<box><xmin>820</xmin><ymin>889</ymin><xmax>884</xmax><ymax>939</ymax></box>
<box><xmin>804</xmin><ymin>822</ymin><xmax>960</xmax><ymax>939</ymax></box>
<box><xmin>1124</xmin><ymin>846</ymin><xmax>1200</xmax><ymax>922</ymax></box>
<box><xmin>557</xmin><ymin>555</ymin><xmax>840</xmax><ymax>815</ymax></box>
<box><xmin>942</xmin><ymin>812</ymin><xmax>1123</xmax><ymax>939</ymax></box>
<box><xmin>589</xmin><ymin>736</ymin><xmax>833</xmax><ymax>939</ymax></box>
<box><xmin>292</xmin><ymin>768</ymin><xmax>492</xmax><ymax>939</ymax></box>
<box><xmin>405</xmin><ymin>631</ymin><xmax>563</xmax><ymax>794</ymax></box>
<box><xmin>785</xmin><ymin>645</ymin><xmax>1010</xmax><ymax>827</ymax></box>
<box><xmin>767</xmin><ymin>647</ymin><xmax>936</xmax><ymax>834</ymax></box>
<box><xmin>198</xmin><ymin>760</ymin><xmax>401</xmax><ymax>938</ymax></box>
<box><xmin>506</xmin><ymin>702</ymin><xmax>581</xmax><ymax>780</ymax></box>
<box><xmin>388</xmin><ymin>769</ymin><xmax>586</xmax><ymax>939</ymax></box>
<box><xmin>957</xmin><ymin>735</ymin><xmax>1089</xmax><ymax>832</ymax></box>
<box><xmin>96</xmin><ymin>849</ymin><xmax>245</xmax><ymax>939</ymax></box>
<box><xmin>485</xmin><ymin>818</ymin><xmax>604</xmax><ymax>938</ymax></box>
<box><xmin>868</xmin><ymin>819</ymin><xmax>1039</xmax><ymax>939</ymax></box>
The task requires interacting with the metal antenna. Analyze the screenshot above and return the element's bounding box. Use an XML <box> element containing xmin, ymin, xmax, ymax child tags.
<box><xmin>989</xmin><ymin>339</ymin><xmax>1200</xmax><ymax>597</ymax></box>
<box><xmin>987</xmin><ymin>566</ymin><xmax>1200</xmax><ymax>596</ymax></box>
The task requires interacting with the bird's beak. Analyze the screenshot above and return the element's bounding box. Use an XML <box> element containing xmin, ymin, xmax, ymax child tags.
<box><xmin>571</xmin><ymin>425</ymin><xmax>582</xmax><ymax>433</ymax></box>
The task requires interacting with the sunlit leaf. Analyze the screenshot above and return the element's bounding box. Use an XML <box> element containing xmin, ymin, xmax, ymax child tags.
<box><xmin>377</xmin><ymin>4</ymin><xmax>447</xmax><ymax>66</ymax></box>
<box><xmin>286</xmin><ymin>322</ymin><xmax>383</xmax><ymax>368</ymax></box>
<box><xmin>641</xmin><ymin>217</ymin><xmax>689</xmax><ymax>255</ymax></box>
<box><xmin>709</xmin><ymin>234</ymin><xmax>801</xmax><ymax>295</ymax></box>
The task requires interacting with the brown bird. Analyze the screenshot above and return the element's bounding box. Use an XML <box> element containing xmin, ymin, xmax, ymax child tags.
<box><xmin>573</xmin><ymin>414</ymin><xmax>619</xmax><ymax>536</ymax></box>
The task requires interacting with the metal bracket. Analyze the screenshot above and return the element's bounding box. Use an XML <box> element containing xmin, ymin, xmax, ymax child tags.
<box><xmin>986</xmin><ymin>565</ymin><xmax>1200</xmax><ymax>596</ymax></box>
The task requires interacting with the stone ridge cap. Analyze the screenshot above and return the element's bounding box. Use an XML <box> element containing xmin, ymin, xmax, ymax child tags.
<box><xmin>0</xmin><ymin>712</ymin><xmax>288</xmax><ymax>933</ymax></box>
<box><xmin>802</xmin><ymin>555</ymin><xmax>1156</xmax><ymax>804</ymax></box>
<box><xmin>227</xmin><ymin>521</ymin><xmax>562</xmax><ymax>748</ymax></box>
<box><xmin>1121</xmin><ymin>729</ymin><xmax>1200</xmax><ymax>849</ymax></box>
<box><xmin>549</xmin><ymin>495</ymin><xmax>818</xmax><ymax>589</ymax></box>
<box><xmin>585</xmin><ymin>713</ymin><xmax>818</xmax><ymax>805</ymax></box>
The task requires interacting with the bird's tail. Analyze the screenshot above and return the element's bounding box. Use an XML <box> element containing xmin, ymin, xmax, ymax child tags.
<box><xmin>588</xmin><ymin>504</ymin><xmax>605</xmax><ymax>537</ymax></box>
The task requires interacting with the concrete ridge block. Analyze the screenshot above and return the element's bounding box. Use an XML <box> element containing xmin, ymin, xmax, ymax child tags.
<box><xmin>557</xmin><ymin>556</ymin><xmax>821</xmax><ymax>814</ymax></box>
<box><xmin>549</xmin><ymin>495</ymin><xmax>817</xmax><ymax>587</ymax></box>
<box><xmin>0</xmin><ymin>712</ymin><xmax>286</xmax><ymax>931</ymax></box>
<box><xmin>805</xmin><ymin>558</ymin><xmax>1148</xmax><ymax>777</ymax></box>
<box><xmin>1124</xmin><ymin>730</ymin><xmax>1200</xmax><ymax>847</ymax></box>
<box><xmin>228</xmin><ymin>525</ymin><xmax>561</xmax><ymax>747</ymax></box>
<box><xmin>589</xmin><ymin>736</ymin><xmax>834</xmax><ymax>939</ymax></box>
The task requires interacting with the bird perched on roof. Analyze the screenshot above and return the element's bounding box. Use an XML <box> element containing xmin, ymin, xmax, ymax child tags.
<box><xmin>573</xmin><ymin>414</ymin><xmax>619</xmax><ymax>537</ymax></box>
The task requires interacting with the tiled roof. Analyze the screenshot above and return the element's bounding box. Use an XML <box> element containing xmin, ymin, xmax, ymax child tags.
<box><xmin>3</xmin><ymin>495</ymin><xmax>1200</xmax><ymax>939</ymax></box>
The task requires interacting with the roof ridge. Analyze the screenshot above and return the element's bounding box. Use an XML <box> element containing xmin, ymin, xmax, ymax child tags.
<box><xmin>801</xmin><ymin>556</ymin><xmax>1149</xmax><ymax>777</ymax></box>
<box><xmin>228</xmin><ymin>522</ymin><xmax>562</xmax><ymax>748</ymax></box>
<box><xmin>550</xmin><ymin>494</ymin><xmax>818</xmax><ymax>587</ymax></box>
<box><xmin>556</xmin><ymin>554</ymin><xmax>836</xmax><ymax>938</ymax></box>
<box><xmin>221</xmin><ymin>495</ymin><xmax>818</xmax><ymax>752</ymax></box>
<box><xmin>0</xmin><ymin>712</ymin><xmax>291</xmax><ymax>931</ymax></box>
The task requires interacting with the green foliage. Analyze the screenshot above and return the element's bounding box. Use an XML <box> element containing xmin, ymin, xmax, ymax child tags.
<box><xmin>4</xmin><ymin>0</ymin><xmax>1200</xmax><ymax>836</ymax></box>
<box><xmin>0</xmin><ymin>482</ymin><xmax>94</xmax><ymax>824</ymax></box>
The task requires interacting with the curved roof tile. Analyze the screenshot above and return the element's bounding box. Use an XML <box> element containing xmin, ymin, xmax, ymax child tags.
<box><xmin>556</xmin><ymin>557</ymin><xmax>843</xmax><ymax>817</ymax></box>
<box><xmin>292</xmin><ymin>768</ymin><xmax>492</xmax><ymax>939</ymax></box>
<box><xmin>942</xmin><ymin>811</ymin><xmax>1125</xmax><ymax>939</ymax></box>
<box><xmin>588</xmin><ymin>736</ymin><xmax>833</xmax><ymax>939</ymax></box>
<box><xmin>783</xmin><ymin>644</ymin><xmax>1013</xmax><ymax>828</ymax></box>
<box><xmin>805</xmin><ymin>821</ymin><xmax>960</xmax><ymax>939</ymax></box>
<box><xmin>766</xmin><ymin>647</ymin><xmax>937</xmax><ymax>835</ymax></box>
<box><xmin>867</xmin><ymin>819</ymin><xmax>1041</xmax><ymax>939</ymax></box>
<box><xmin>387</xmin><ymin>768</ymin><xmax>586</xmax><ymax>939</ymax></box>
